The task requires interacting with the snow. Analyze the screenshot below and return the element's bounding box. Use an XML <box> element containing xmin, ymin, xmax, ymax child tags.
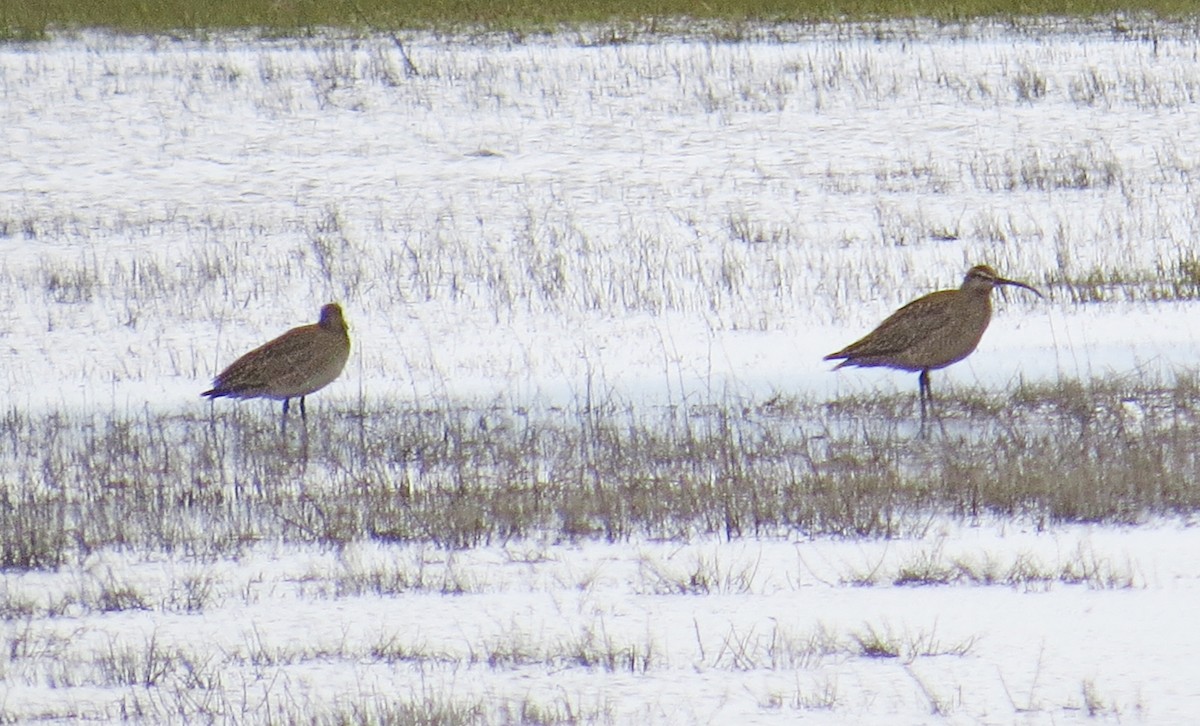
<box><xmin>4</xmin><ymin>523</ymin><xmax>1199</xmax><ymax>721</ymax></box>
<box><xmin>3</xmin><ymin>19</ymin><xmax>1200</xmax><ymax>722</ymax></box>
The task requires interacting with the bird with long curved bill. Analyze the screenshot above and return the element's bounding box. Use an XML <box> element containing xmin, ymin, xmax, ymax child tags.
<box><xmin>203</xmin><ymin>303</ymin><xmax>351</xmax><ymax>428</ymax></box>
<box><xmin>825</xmin><ymin>265</ymin><xmax>1042</xmax><ymax>424</ymax></box>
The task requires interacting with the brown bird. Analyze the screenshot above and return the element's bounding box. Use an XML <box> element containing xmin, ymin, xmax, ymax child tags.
<box><xmin>203</xmin><ymin>303</ymin><xmax>351</xmax><ymax>423</ymax></box>
<box><xmin>824</xmin><ymin>265</ymin><xmax>1041</xmax><ymax>422</ymax></box>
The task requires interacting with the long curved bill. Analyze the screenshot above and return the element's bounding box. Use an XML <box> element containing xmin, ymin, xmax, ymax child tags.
<box><xmin>996</xmin><ymin>276</ymin><xmax>1044</xmax><ymax>298</ymax></box>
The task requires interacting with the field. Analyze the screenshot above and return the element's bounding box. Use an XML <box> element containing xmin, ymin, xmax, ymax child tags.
<box><xmin>4</xmin><ymin>15</ymin><xmax>1200</xmax><ymax>723</ymax></box>
<box><xmin>3</xmin><ymin>1</ymin><xmax>1197</xmax><ymax>39</ymax></box>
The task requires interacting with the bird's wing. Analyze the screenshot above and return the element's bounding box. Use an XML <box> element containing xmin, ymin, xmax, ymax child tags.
<box><xmin>832</xmin><ymin>292</ymin><xmax>956</xmax><ymax>359</ymax></box>
<box><xmin>211</xmin><ymin>324</ymin><xmax>319</xmax><ymax>392</ymax></box>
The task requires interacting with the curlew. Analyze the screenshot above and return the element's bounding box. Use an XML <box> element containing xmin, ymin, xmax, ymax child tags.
<box><xmin>824</xmin><ymin>265</ymin><xmax>1042</xmax><ymax>422</ymax></box>
<box><xmin>202</xmin><ymin>303</ymin><xmax>350</xmax><ymax>423</ymax></box>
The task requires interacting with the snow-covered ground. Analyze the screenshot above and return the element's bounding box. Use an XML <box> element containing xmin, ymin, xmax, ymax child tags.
<box><xmin>5</xmin><ymin>521</ymin><xmax>1199</xmax><ymax>723</ymax></box>
<box><xmin>3</xmin><ymin>18</ymin><xmax>1200</xmax><ymax>722</ymax></box>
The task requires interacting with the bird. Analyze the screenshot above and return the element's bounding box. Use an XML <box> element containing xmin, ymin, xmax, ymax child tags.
<box><xmin>824</xmin><ymin>265</ymin><xmax>1042</xmax><ymax>422</ymax></box>
<box><xmin>202</xmin><ymin>303</ymin><xmax>351</xmax><ymax>424</ymax></box>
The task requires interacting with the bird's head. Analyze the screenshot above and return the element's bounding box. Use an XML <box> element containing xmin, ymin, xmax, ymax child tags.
<box><xmin>963</xmin><ymin>265</ymin><xmax>1043</xmax><ymax>298</ymax></box>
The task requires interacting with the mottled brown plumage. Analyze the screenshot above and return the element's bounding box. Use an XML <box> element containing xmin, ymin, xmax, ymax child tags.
<box><xmin>825</xmin><ymin>265</ymin><xmax>1041</xmax><ymax>421</ymax></box>
<box><xmin>203</xmin><ymin>303</ymin><xmax>350</xmax><ymax>421</ymax></box>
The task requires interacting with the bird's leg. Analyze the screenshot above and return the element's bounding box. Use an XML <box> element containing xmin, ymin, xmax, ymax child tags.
<box><xmin>283</xmin><ymin>398</ymin><xmax>291</xmax><ymax>416</ymax></box>
<box><xmin>918</xmin><ymin>370</ymin><xmax>932</xmax><ymax>423</ymax></box>
<box><xmin>300</xmin><ymin>396</ymin><xmax>307</xmax><ymax>422</ymax></box>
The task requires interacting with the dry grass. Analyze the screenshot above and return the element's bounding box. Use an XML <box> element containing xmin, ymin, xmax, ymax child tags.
<box><xmin>2</xmin><ymin>375</ymin><xmax>1198</xmax><ymax>569</ymax></box>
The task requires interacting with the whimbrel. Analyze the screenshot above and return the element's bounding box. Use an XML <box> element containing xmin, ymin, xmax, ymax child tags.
<box><xmin>824</xmin><ymin>265</ymin><xmax>1041</xmax><ymax>422</ymax></box>
<box><xmin>202</xmin><ymin>303</ymin><xmax>350</xmax><ymax>423</ymax></box>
